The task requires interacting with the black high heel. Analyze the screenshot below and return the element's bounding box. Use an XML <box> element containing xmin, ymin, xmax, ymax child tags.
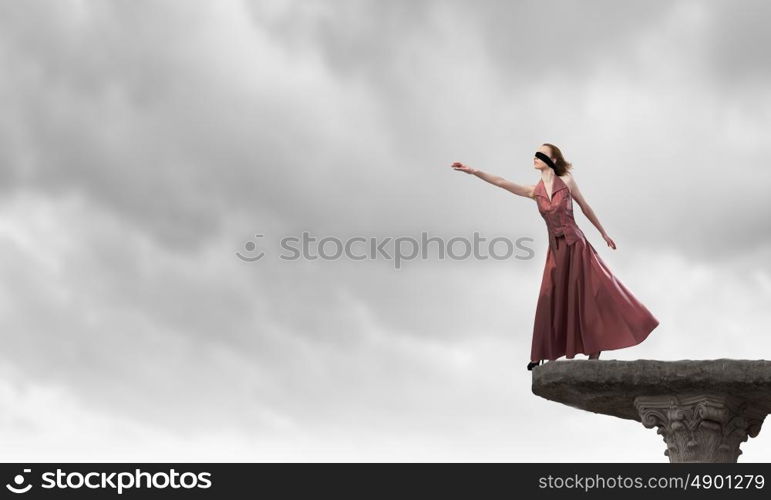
<box><xmin>526</xmin><ymin>360</ymin><xmax>543</xmax><ymax>371</ymax></box>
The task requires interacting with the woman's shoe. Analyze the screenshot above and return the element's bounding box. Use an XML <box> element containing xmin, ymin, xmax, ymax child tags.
<box><xmin>527</xmin><ymin>360</ymin><xmax>543</xmax><ymax>371</ymax></box>
<box><xmin>588</xmin><ymin>351</ymin><xmax>602</xmax><ymax>360</ymax></box>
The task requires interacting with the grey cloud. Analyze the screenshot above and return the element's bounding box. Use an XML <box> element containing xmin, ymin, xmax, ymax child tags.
<box><xmin>703</xmin><ymin>0</ymin><xmax>771</xmax><ymax>88</ymax></box>
<box><xmin>2</xmin><ymin>0</ymin><xmax>768</xmax><ymax>258</ymax></box>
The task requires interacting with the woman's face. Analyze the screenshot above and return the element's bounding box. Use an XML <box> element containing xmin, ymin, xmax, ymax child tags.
<box><xmin>533</xmin><ymin>146</ymin><xmax>553</xmax><ymax>171</ymax></box>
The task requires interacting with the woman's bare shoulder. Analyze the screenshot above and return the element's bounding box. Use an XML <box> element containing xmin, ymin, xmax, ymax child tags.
<box><xmin>560</xmin><ymin>172</ymin><xmax>575</xmax><ymax>191</ymax></box>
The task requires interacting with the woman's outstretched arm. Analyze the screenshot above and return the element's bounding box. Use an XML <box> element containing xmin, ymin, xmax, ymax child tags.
<box><xmin>450</xmin><ymin>162</ymin><xmax>535</xmax><ymax>199</ymax></box>
<box><xmin>563</xmin><ymin>173</ymin><xmax>617</xmax><ymax>249</ymax></box>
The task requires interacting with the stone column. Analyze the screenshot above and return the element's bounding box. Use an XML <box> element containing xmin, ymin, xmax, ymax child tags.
<box><xmin>634</xmin><ymin>394</ymin><xmax>767</xmax><ymax>463</ymax></box>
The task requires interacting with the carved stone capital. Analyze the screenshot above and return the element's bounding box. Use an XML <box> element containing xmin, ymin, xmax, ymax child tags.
<box><xmin>634</xmin><ymin>394</ymin><xmax>767</xmax><ymax>463</ymax></box>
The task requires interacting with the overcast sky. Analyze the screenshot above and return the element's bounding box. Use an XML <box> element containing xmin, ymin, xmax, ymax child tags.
<box><xmin>1</xmin><ymin>0</ymin><xmax>771</xmax><ymax>462</ymax></box>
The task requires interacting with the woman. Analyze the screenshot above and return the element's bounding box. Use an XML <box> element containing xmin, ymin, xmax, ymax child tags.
<box><xmin>451</xmin><ymin>143</ymin><xmax>659</xmax><ymax>371</ymax></box>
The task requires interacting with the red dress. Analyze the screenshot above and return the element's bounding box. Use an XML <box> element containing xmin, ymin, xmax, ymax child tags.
<box><xmin>530</xmin><ymin>174</ymin><xmax>659</xmax><ymax>361</ymax></box>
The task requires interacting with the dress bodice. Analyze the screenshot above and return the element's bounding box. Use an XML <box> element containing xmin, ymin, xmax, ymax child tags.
<box><xmin>533</xmin><ymin>174</ymin><xmax>586</xmax><ymax>249</ymax></box>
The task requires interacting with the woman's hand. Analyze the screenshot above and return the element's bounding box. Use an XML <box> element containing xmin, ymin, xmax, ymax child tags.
<box><xmin>602</xmin><ymin>233</ymin><xmax>616</xmax><ymax>250</ymax></box>
<box><xmin>451</xmin><ymin>162</ymin><xmax>477</xmax><ymax>175</ymax></box>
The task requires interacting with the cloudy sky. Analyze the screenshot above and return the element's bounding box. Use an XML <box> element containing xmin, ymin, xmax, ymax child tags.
<box><xmin>1</xmin><ymin>0</ymin><xmax>770</xmax><ymax>462</ymax></box>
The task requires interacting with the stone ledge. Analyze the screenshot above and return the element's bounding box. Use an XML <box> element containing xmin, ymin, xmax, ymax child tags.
<box><xmin>531</xmin><ymin>359</ymin><xmax>771</xmax><ymax>462</ymax></box>
<box><xmin>532</xmin><ymin>359</ymin><xmax>771</xmax><ymax>420</ymax></box>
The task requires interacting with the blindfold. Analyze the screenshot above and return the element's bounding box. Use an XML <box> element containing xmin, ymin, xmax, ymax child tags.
<box><xmin>535</xmin><ymin>152</ymin><xmax>556</xmax><ymax>170</ymax></box>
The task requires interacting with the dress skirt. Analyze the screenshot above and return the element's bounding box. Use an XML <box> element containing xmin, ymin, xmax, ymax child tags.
<box><xmin>530</xmin><ymin>233</ymin><xmax>659</xmax><ymax>361</ymax></box>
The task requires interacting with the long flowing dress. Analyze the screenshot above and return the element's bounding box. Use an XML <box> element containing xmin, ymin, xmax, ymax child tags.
<box><xmin>530</xmin><ymin>174</ymin><xmax>659</xmax><ymax>361</ymax></box>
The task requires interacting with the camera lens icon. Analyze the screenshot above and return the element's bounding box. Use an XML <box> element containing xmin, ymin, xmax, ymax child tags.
<box><xmin>6</xmin><ymin>469</ymin><xmax>32</xmax><ymax>494</ymax></box>
<box><xmin>236</xmin><ymin>234</ymin><xmax>265</xmax><ymax>262</ymax></box>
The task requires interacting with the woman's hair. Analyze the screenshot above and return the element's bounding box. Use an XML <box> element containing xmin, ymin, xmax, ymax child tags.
<box><xmin>543</xmin><ymin>143</ymin><xmax>573</xmax><ymax>176</ymax></box>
